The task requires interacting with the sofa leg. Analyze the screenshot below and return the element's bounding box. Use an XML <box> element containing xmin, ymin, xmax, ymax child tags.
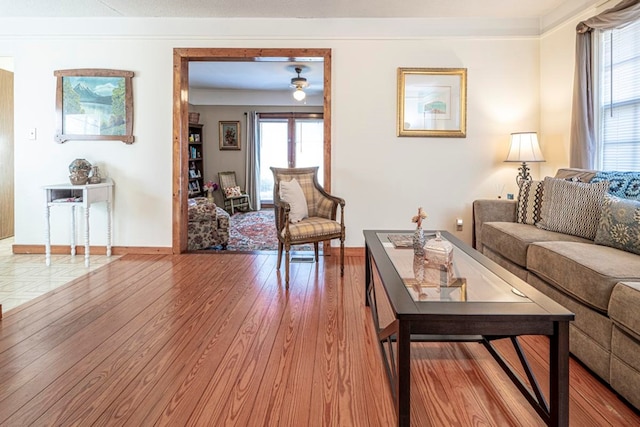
<box><xmin>285</xmin><ymin>248</ymin><xmax>290</xmax><ymax>289</ymax></box>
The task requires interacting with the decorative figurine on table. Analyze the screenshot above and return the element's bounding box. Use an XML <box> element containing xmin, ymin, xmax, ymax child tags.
<box><xmin>411</xmin><ymin>206</ymin><xmax>428</xmax><ymax>257</ymax></box>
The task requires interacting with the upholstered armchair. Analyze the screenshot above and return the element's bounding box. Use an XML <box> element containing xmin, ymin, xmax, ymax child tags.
<box><xmin>187</xmin><ymin>197</ymin><xmax>230</xmax><ymax>250</ymax></box>
<box><xmin>270</xmin><ymin>166</ymin><xmax>345</xmax><ymax>287</ymax></box>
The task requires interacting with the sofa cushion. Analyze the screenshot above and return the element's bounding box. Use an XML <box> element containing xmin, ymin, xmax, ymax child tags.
<box><xmin>527</xmin><ymin>242</ymin><xmax>640</xmax><ymax>313</ymax></box>
<box><xmin>482</xmin><ymin>222</ymin><xmax>590</xmax><ymax>268</ymax></box>
<box><xmin>516</xmin><ymin>180</ymin><xmax>543</xmax><ymax>225</ymax></box>
<box><xmin>279</xmin><ymin>178</ymin><xmax>308</xmax><ymax>223</ymax></box>
<box><xmin>609</xmin><ymin>282</ymin><xmax>640</xmax><ymax>342</ymax></box>
<box><xmin>591</xmin><ymin>171</ymin><xmax>640</xmax><ymax>201</ymax></box>
<box><xmin>537</xmin><ymin>177</ymin><xmax>609</xmax><ymax>240</ymax></box>
<box><xmin>595</xmin><ymin>195</ymin><xmax>640</xmax><ymax>255</ymax></box>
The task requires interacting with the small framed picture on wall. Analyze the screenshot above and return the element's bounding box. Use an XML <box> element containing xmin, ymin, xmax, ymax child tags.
<box><xmin>219</xmin><ymin>121</ymin><xmax>241</xmax><ymax>150</ymax></box>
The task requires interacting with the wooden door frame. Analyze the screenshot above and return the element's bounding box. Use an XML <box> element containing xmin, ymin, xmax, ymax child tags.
<box><xmin>172</xmin><ymin>48</ymin><xmax>332</xmax><ymax>254</ymax></box>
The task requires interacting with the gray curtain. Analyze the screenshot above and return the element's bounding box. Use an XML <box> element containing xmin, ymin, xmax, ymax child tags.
<box><xmin>245</xmin><ymin>111</ymin><xmax>261</xmax><ymax>211</ymax></box>
<box><xmin>570</xmin><ymin>0</ymin><xmax>640</xmax><ymax>168</ymax></box>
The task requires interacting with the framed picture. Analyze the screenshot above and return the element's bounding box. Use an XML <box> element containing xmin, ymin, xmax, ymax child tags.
<box><xmin>219</xmin><ymin>121</ymin><xmax>241</xmax><ymax>150</ymax></box>
<box><xmin>54</xmin><ymin>68</ymin><xmax>135</xmax><ymax>144</ymax></box>
<box><xmin>397</xmin><ymin>68</ymin><xmax>467</xmax><ymax>138</ymax></box>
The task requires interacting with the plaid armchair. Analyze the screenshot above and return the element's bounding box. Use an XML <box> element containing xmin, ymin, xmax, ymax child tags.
<box><xmin>270</xmin><ymin>166</ymin><xmax>345</xmax><ymax>287</ymax></box>
<box><xmin>187</xmin><ymin>197</ymin><xmax>230</xmax><ymax>250</ymax></box>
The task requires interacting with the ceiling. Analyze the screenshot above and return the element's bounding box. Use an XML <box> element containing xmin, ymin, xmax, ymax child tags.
<box><xmin>0</xmin><ymin>0</ymin><xmax>600</xmax><ymax>97</ymax></box>
<box><xmin>0</xmin><ymin>0</ymin><xmax>598</xmax><ymax>19</ymax></box>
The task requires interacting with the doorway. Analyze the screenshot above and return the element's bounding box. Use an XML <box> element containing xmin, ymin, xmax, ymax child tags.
<box><xmin>172</xmin><ymin>48</ymin><xmax>332</xmax><ymax>254</ymax></box>
<box><xmin>0</xmin><ymin>59</ymin><xmax>15</xmax><ymax>240</ymax></box>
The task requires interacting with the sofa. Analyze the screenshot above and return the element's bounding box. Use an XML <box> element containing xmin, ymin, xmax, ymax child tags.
<box><xmin>187</xmin><ymin>197</ymin><xmax>230</xmax><ymax>250</ymax></box>
<box><xmin>473</xmin><ymin>168</ymin><xmax>640</xmax><ymax>409</ymax></box>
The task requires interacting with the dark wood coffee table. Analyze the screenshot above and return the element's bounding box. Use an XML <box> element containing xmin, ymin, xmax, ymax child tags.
<box><xmin>364</xmin><ymin>230</ymin><xmax>574</xmax><ymax>427</ymax></box>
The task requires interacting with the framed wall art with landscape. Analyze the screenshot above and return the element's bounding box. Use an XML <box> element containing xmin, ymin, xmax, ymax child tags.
<box><xmin>54</xmin><ymin>68</ymin><xmax>135</xmax><ymax>144</ymax></box>
<box><xmin>397</xmin><ymin>67</ymin><xmax>467</xmax><ymax>138</ymax></box>
<box><xmin>219</xmin><ymin>121</ymin><xmax>241</xmax><ymax>150</ymax></box>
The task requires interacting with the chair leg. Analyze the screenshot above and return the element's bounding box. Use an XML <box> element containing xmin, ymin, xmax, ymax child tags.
<box><xmin>340</xmin><ymin>239</ymin><xmax>345</xmax><ymax>276</ymax></box>
<box><xmin>277</xmin><ymin>242</ymin><xmax>283</xmax><ymax>270</ymax></box>
<box><xmin>314</xmin><ymin>242</ymin><xmax>319</xmax><ymax>262</ymax></box>
<box><xmin>285</xmin><ymin>247</ymin><xmax>290</xmax><ymax>288</ymax></box>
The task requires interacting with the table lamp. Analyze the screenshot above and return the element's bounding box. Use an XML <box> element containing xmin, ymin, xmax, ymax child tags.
<box><xmin>505</xmin><ymin>132</ymin><xmax>545</xmax><ymax>184</ymax></box>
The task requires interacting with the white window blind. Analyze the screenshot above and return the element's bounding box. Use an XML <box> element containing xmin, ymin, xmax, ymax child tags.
<box><xmin>599</xmin><ymin>20</ymin><xmax>640</xmax><ymax>171</ymax></box>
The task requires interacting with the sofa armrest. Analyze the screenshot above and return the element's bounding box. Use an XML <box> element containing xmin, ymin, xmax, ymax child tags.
<box><xmin>472</xmin><ymin>199</ymin><xmax>517</xmax><ymax>251</ymax></box>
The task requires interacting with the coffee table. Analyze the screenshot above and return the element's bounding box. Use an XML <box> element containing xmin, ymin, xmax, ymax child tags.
<box><xmin>364</xmin><ymin>230</ymin><xmax>574</xmax><ymax>427</ymax></box>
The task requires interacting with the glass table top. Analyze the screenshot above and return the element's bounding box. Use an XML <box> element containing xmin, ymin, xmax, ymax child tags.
<box><xmin>377</xmin><ymin>232</ymin><xmax>529</xmax><ymax>303</ymax></box>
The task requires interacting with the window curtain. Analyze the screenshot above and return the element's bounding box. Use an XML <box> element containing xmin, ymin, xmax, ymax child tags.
<box><xmin>245</xmin><ymin>111</ymin><xmax>261</xmax><ymax>211</ymax></box>
<box><xmin>570</xmin><ymin>0</ymin><xmax>640</xmax><ymax>168</ymax></box>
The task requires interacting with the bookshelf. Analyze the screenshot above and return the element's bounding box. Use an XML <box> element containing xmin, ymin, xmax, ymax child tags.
<box><xmin>188</xmin><ymin>124</ymin><xmax>204</xmax><ymax>197</ymax></box>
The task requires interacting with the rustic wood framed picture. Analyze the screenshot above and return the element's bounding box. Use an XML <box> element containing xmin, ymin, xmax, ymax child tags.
<box><xmin>54</xmin><ymin>68</ymin><xmax>135</xmax><ymax>144</ymax></box>
<box><xmin>397</xmin><ymin>67</ymin><xmax>467</xmax><ymax>138</ymax></box>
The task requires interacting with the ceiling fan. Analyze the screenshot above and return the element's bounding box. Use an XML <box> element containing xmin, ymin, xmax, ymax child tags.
<box><xmin>290</xmin><ymin>66</ymin><xmax>309</xmax><ymax>101</ymax></box>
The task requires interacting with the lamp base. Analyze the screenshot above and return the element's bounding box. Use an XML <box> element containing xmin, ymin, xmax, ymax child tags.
<box><xmin>516</xmin><ymin>162</ymin><xmax>532</xmax><ymax>185</ymax></box>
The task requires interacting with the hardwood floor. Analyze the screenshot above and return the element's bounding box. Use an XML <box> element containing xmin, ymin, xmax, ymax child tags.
<box><xmin>0</xmin><ymin>252</ymin><xmax>637</xmax><ymax>426</ymax></box>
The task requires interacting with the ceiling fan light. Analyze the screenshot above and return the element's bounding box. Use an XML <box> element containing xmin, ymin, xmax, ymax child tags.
<box><xmin>293</xmin><ymin>87</ymin><xmax>306</xmax><ymax>101</ymax></box>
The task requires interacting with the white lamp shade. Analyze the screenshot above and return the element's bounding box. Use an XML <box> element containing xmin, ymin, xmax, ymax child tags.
<box><xmin>505</xmin><ymin>132</ymin><xmax>545</xmax><ymax>162</ymax></box>
<box><xmin>293</xmin><ymin>88</ymin><xmax>306</xmax><ymax>101</ymax></box>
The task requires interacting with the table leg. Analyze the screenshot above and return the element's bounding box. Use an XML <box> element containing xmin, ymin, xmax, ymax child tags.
<box><xmin>549</xmin><ymin>321</ymin><xmax>570</xmax><ymax>427</ymax></box>
<box><xmin>84</xmin><ymin>205</ymin><xmax>90</xmax><ymax>267</ymax></box>
<box><xmin>397</xmin><ymin>321</ymin><xmax>411</xmax><ymax>427</ymax></box>
<box><xmin>45</xmin><ymin>204</ymin><xmax>51</xmax><ymax>266</ymax></box>
<box><xmin>106</xmin><ymin>199</ymin><xmax>112</xmax><ymax>257</ymax></box>
<box><xmin>70</xmin><ymin>205</ymin><xmax>76</xmax><ymax>256</ymax></box>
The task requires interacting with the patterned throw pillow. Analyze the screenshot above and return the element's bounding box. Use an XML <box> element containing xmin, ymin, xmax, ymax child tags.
<box><xmin>595</xmin><ymin>195</ymin><xmax>640</xmax><ymax>255</ymax></box>
<box><xmin>516</xmin><ymin>180</ymin><xmax>543</xmax><ymax>225</ymax></box>
<box><xmin>591</xmin><ymin>171</ymin><xmax>640</xmax><ymax>201</ymax></box>
<box><xmin>536</xmin><ymin>177</ymin><xmax>609</xmax><ymax>240</ymax></box>
<box><xmin>224</xmin><ymin>186</ymin><xmax>242</xmax><ymax>197</ymax></box>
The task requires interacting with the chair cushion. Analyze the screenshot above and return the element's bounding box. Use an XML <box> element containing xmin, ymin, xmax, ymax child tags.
<box><xmin>595</xmin><ymin>194</ymin><xmax>640</xmax><ymax>255</ymax></box>
<box><xmin>224</xmin><ymin>186</ymin><xmax>242</xmax><ymax>197</ymax></box>
<box><xmin>283</xmin><ymin>217</ymin><xmax>341</xmax><ymax>241</ymax></box>
<box><xmin>536</xmin><ymin>177</ymin><xmax>609</xmax><ymax>240</ymax></box>
<box><xmin>280</xmin><ymin>178</ymin><xmax>308</xmax><ymax>223</ymax></box>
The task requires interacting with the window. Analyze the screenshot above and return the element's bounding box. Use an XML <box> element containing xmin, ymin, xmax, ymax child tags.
<box><xmin>597</xmin><ymin>20</ymin><xmax>640</xmax><ymax>171</ymax></box>
<box><xmin>257</xmin><ymin>113</ymin><xmax>324</xmax><ymax>203</ymax></box>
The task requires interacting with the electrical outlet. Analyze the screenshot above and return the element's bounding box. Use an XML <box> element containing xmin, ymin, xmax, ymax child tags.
<box><xmin>456</xmin><ymin>218</ymin><xmax>463</xmax><ymax>231</ymax></box>
<box><xmin>28</xmin><ymin>128</ymin><xmax>37</xmax><ymax>140</ymax></box>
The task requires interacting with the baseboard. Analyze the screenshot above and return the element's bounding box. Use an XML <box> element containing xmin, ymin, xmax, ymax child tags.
<box><xmin>12</xmin><ymin>244</ymin><xmax>172</xmax><ymax>255</ymax></box>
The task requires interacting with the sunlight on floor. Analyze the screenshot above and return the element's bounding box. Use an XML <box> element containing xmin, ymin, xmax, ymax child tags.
<box><xmin>0</xmin><ymin>237</ymin><xmax>120</xmax><ymax>313</ymax></box>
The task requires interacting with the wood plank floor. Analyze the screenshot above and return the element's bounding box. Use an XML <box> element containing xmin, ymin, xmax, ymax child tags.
<box><xmin>0</xmin><ymin>253</ymin><xmax>638</xmax><ymax>426</ymax></box>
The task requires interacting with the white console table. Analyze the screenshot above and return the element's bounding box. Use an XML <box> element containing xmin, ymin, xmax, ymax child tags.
<box><xmin>44</xmin><ymin>179</ymin><xmax>113</xmax><ymax>267</ymax></box>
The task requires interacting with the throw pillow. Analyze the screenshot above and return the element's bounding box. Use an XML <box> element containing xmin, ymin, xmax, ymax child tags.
<box><xmin>224</xmin><ymin>186</ymin><xmax>242</xmax><ymax>197</ymax></box>
<box><xmin>516</xmin><ymin>180</ymin><xmax>543</xmax><ymax>225</ymax></box>
<box><xmin>595</xmin><ymin>194</ymin><xmax>640</xmax><ymax>255</ymax></box>
<box><xmin>279</xmin><ymin>178</ymin><xmax>308</xmax><ymax>223</ymax></box>
<box><xmin>591</xmin><ymin>171</ymin><xmax>640</xmax><ymax>201</ymax></box>
<box><xmin>536</xmin><ymin>177</ymin><xmax>609</xmax><ymax>240</ymax></box>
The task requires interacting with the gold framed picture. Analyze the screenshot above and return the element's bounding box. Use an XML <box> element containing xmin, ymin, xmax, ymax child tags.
<box><xmin>397</xmin><ymin>67</ymin><xmax>467</xmax><ymax>138</ymax></box>
<box><xmin>219</xmin><ymin>121</ymin><xmax>241</xmax><ymax>150</ymax></box>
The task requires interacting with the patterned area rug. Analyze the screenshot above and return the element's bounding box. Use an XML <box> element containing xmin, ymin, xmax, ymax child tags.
<box><xmin>226</xmin><ymin>209</ymin><xmax>314</xmax><ymax>252</ymax></box>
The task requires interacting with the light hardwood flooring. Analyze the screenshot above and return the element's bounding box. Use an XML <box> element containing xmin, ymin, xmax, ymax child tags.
<box><xmin>0</xmin><ymin>237</ymin><xmax>120</xmax><ymax>313</ymax></box>
<box><xmin>0</xmin><ymin>248</ymin><xmax>638</xmax><ymax>425</ymax></box>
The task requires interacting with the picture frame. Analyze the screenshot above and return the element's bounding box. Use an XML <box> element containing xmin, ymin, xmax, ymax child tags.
<box><xmin>397</xmin><ymin>67</ymin><xmax>467</xmax><ymax>138</ymax></box>
<box><xmin>219</xmin><ymin>121</ymin><xmax>241</xmax><ymax>150</ymax></box>
<box><xmin>54</xmin><ymin>68</ymin><xmax>135</xmax><ymax>144</ymax></box>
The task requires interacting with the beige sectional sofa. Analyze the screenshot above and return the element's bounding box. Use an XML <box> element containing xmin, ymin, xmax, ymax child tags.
<box><xmin>473</xmin><ymin>168</ymin><xmax>640</xmax><ymax>409</ymax></box>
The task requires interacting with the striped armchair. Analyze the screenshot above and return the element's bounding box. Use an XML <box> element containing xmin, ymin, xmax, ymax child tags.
<box><xmin>270</xmin><ymin>167</ymin><xmax>345</xmax><ymax>287</ymax></box>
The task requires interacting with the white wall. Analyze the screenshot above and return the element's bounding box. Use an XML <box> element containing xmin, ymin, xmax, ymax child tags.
<box><xmin>0</xmin><ymin>18</ymin><xmax>545</xmax><ymax>249</ymax></box>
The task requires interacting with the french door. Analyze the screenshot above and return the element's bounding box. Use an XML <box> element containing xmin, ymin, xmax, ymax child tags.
<box><xmin>258</xmin><ymin>113</ymin><xmax>324</xmax><ymax>203</ymax></box>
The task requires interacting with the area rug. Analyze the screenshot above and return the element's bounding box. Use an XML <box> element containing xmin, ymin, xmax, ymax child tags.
<box><xmin>226</xmin><ymin>209</ymin><xmax>314</xmax><ymax>252</ymax></box>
